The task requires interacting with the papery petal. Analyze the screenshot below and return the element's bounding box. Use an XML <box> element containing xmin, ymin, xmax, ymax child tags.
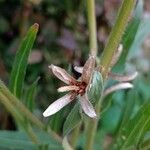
<box><xmin>79</xmin><ymin>94</ymin><xmax>97</xmax><ymax>118</ymax></box>
<box><xmin>81</xmin><ymin>55</ymin><xmax>95</xmax><ymax>84</ymax></box>
<box><xmin>43</xmin><ymin>93</ymin><xmax>75</xmax><ymax>117</ymax></box>
<box><xmin>57</xmin><ymin>85</ymin><xmax>79</xmax><ymax>92</ymax></box>
<box><xmin>103</xmin><ymin>82</ymin><xmax>133</xmax><ymax>98</ymax></box>
<box><xmin>108</xmin><ymin>72</ymin><xmax>138</xmax><ymax>82</ymax></box>
<box><xmin>49</xmin><ymin>65</ymin><xmax>77</xmax><ymax>85</ymax></box>
<box><xmin>110</xmin><ymin>44</ymin><xmax>123</xmax><ymax>67</ymax></box>
<box><xmin>74</xmin><ymin>66</ymin><xmax>83</xmax><ymax>74</ymax></box>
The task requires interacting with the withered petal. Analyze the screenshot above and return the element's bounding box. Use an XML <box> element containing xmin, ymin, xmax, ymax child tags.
<box><xmin>81</xmin><ymin>55</ymin><xmax>95</xmax><ymax>85</ymax></box>
<box><xmin>74</xmin><ymin>66</ymin><xmax>83</xmax><ymax>74</ymax></box>
<box><xmin>79</xmin><ymin>94</ymin><xmax>97</xmax><ymax>118</ymax></box>
<box><xmin>49</xmin><ymin>65</ymin><xmax>77</xmax><ymax>85</ymax></box>
<box><xmin>57</xmin><ymin>85</ymin><xmax>79</xmax><ymax>92</ymax></box>
<box><xmin>108</xmin><ymin>71</ymin><xmax>138</xmax><ymax>82</ymax></box>
<box><xmin>43</xmin><ymin>93</ymin><xmax>75</xmax><ymax>117</ymax></box>
<box><xmin>103</xmin><ymin>82</ymin><xmax>133</xmax><ymax>98</ymax></box>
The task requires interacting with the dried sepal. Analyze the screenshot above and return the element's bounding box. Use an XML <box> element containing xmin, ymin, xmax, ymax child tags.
<box><xmin>81</xmin><ymin>55</ymin><xmax>95</xmax><ymax>84</ymax></box>
<box><xmin>49</xmin><ymin>65</ymin><xmax>77</xmax><ymax>85</ymax></box>
<box><xmin>109</xmin><ymin>71</ymin><xmax>138</xmax><ymax>82</ymax></box>
<box><xmin>79</xmin><ymin>94</ymin><xmax>97</xmax><ymax>118</ymax></box>
<box><xmin>110</xmin><ymin>44</ymin><xmax>123</xmax><ymax>68</ymax></box>
<box><xmin>103</xmin><ymin>82</ymin><xmax>133</xmax><ymax>98</ymax></box>
<box><xmin>43</xmin><ymin>93</ymin><xmax>75</xmax><ymax>117</ymax></box>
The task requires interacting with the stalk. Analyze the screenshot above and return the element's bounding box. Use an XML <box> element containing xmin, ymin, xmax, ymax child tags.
<box><xmin>85</xmin><ymin>0</ymin><xmax>98</xmax><ymax>149</ymax></box>
<box><xmin>0</xmin><ymin>92</ymin><xmax>39</xmax><ymax>144</ymax></box>
<box><xmin>85</xmin><ymin>0</ymin><xmax>136</xmax><ymax>150</ymax></box>
<box><xmin>100</xmin><ymin>0</ymin><xmax>136</xmax><ymax>79</ymax></box>
<box><xmin>87</xmin><ymin>0</ymin><xmax>97</xmax><ymax>56</ymax></box>
<box><xmin>0</xmin><ymin>80</ymin><xmax>62</xmax><ymax>143</ymax></box>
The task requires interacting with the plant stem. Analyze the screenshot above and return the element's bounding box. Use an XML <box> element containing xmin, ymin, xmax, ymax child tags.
<box><xmin>85</xmin><ymin>0</ymin><xmax>98</xmax><ymax>149</ymax></box>
<box><xmin>0</xmin><ymin>92</ymin><xmax>40</xmax><ymax>144</ymax></box>
<box><xmin>87</xmin><ymin>0</ymin><xmax>97</xmax><ymax>56</ymax></box>
<box><xmin>0</xmin><ymin>80</ymin><xmax>62</xmax><ymax>143</ymax></box>
<box><xmin>85</xmin><ymin>0</ymin><xmax>136</xmax><ymax>150</ymax></box>
<box><xmin>100</xmin><ymin>0</ymin><xmax>136</xmax><ymax>79</ymax></box>
<box><xmin>85</xmin><ymin>109</ymin><xmax>99</xmax><ymax>150</ymax></box>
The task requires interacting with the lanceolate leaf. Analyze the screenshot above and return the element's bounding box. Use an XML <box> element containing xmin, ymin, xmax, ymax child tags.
<box><xmin>63</xmin><ymin>102</ymin><xmax>81</xmax><ymax>135</ymax></box>
<box><xmin>113</xmin><ymin>1</ymin><xmax>142</xmax><ymax>72</ymax></box>
<box><xmin>114</xmin><ymin>101</ymin><xmax>150</xmax><ymax>149</ymax></box>
<box><xmin>9</xmin><ymin>23</ymin><xmax>39</xmax><ymax>98</ymax></box>
<box><xmin>26</xmin><ymin>77</ymin><xmax>40</xmax><ymax>112</ymax></box>
<box><xmin>113</xmin><ymin>18</ymin><xmax>140</xmax><ymax>72</ymax></box>
<box><xmin>0</xmin><ymin>131</ymin><xmax>63</xmax><ymax>150</ymax></box>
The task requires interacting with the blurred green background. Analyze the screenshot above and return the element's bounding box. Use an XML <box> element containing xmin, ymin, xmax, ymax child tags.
<box><xmin>0</xmin><ymin>0</ymin><xmax>150</xmax><ymax>149</ymax></box>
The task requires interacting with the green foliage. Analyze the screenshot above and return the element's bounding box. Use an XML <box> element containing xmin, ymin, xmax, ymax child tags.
<box><xmin>63</xmin><ymin>102</ymin><xmax>81</xmax><ymax>135</ymax></box>
<box><xmin>25</xmin><ymin>77</ymin><xmax>40</xmax><ymax>112</ymax></box>
<box><xmin>0</xmin><ymin>131</ymin><xmax>63</xmax><ymax>150</ymax></box>
<box><xmin>9</xmin><ymin>23</ymin><xmax>39</xmax><ymax>98</ymax></box>
<box><xmin>0</xmin><ymin>0</ymin><xmax>150</xmax><ymax>150</ymax></box>
<box><xmin>113</xmin><ymin>100</ymin><xmax>150</xmax><ymax>149</ymax></box>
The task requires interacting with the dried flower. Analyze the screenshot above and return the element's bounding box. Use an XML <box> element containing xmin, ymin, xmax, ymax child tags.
<box><xmin>43</xmin><ymin>55</ymin><xmax>97</xmax><ymax>118</ymax></box>
<box><xmin>74</xmin><ymin>44</ymin><xmax>138</xmax><ymax>98</ymax></box>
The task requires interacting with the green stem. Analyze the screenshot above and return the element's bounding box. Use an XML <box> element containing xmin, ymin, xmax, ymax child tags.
<box><xmin>0</xmin><ymin>80</ymin><xmax>62</xmax><ymax>143</ymax></box>
<box><xmin>0</xmin><ymin>92</ymin><xmax>39</xmax><ymax>144</ymax></box>
<box><xmin>0</xmin><ymin>92</ymin><xmax>24</xmax><ymax>123</ymax></box>
<box><xmin>85</xmin><ymin>0</ymin><xmax>136</xmax><ymax>150</ymax></box>
<box><xmin>85</xmin><ymin>0</ymin><xmax>98</xmax><ymax>149</ymax></box>
<box><xmin>87</xmin><ymin>0</ymin><xmax>97</xmax><ymax>56</ymax></box>
<box><xmin>100</xmin><ymin>0</ymin><xmax>136</xmax><ymax>78</ymax></box>
<box><xmin>26</xmin><ymin>124</ymin><xmax>40</xmax><ymax>144</ymax></box>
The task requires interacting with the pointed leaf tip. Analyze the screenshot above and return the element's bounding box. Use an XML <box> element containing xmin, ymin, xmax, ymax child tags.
<box><xmin>31</xmin><ymin>23</ymin><xmax>39</xmax><ymax>32</ymax></box>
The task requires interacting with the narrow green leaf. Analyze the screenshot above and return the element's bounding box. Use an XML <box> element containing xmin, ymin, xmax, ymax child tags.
<box><xmin>113</xmin><ymin>18</ymin><xmax>140</xmax><ymax>72</ymax></box>
<box><xmin>0</xmin><ymin>131</ymin><xmax>38</xmax><ymax>150</ymax></box>
<box><xmin>0</xmin><ymin>131</ymin><xmax>63</xmax><ymax>150</ymax></box>
<box><xmin>114</xmin><ymin>101</ymin><xmax>150</xmax><ymax>149</ymax></box>
<box><xmin>112</xmin><ymin>0</ymin><xmax>142</xmax><ymax>72</ymax></box>
<box><xmin>63</xmin><ymin>102</ymin><xmax>81</xmax><ymax>135</ymax></box>
<box><xmin>9</xmin><ymin>23</ymin><xmax>39</xmax><ymax>98</ymax></box>
<box><xmin>26</xmin><ymin>77</ymin><xmax>40</xmax><ymax>112</ymax></box>
<box><xmin>116</xmin><ymin>90</ymin><xmax>137</xmax><ymax>136</ymax></box>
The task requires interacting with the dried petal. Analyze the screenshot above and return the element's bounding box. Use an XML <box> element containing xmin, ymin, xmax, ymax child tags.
<box><xmin>81</xmin><ymin>55</ymin><xmax>95</xmax><ymax>84</ymax></box>
<box><xmin>57</xmin><ymin>85</ymin><xmax>79</xmax><ymax>92</ymax></box>
<box><xmin>74</xmin><ymin>66</ymin><xmax>83</xmax><ymax>74</ymax></box>
<box><xmin>43</xmin><ymin>93</ymin><xmax>75</xmax><ymax>117</ymax></box>
<box><xmin>103</xmin><ymin>82</ymin><xmax>133</xmax><ymax>98</ymax></box>
<box><xmin>109</xmin><ymin>72</ymin><xmax>138</xmax><ymax>82</ymax></box>
<box><xmin>110</xmin><ymin>44</ymin><xmax>123</xmax><ymax>67</ymax></box>
<box><xmin>49</xmin><ymin>65</ymin><xmax>77</xmax><ymax>85</ymax></box>
<box><xmin>79</xmin><ymin>94</ymin><xmax>97</xmax><ymax>118</ymax></box>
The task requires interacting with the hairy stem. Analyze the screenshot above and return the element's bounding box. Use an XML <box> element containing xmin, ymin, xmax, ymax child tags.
<box><xmin>100</xmin><ymin>0</ymin><xmax>136</xmax><ymax>78</ymax></box>
<box><xmin>87</xmin><ymin>0</ymin><xmax>97</xmax><ymax>56</ymax></box>
<box><xmin>85</xmin><ymin>0</ymin><xmax>136</xmax><ymax>150</ymax></box>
